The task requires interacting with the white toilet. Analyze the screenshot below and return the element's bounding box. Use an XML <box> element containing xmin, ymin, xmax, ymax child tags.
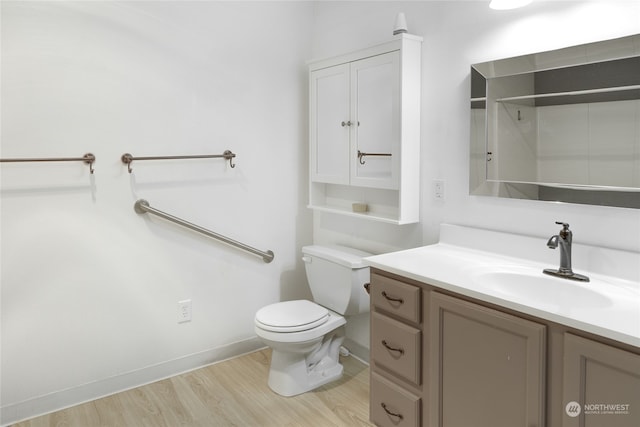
<box><xmin>254</xmin><ymin>245</ymin><xmax>372</xmax><ymax>396</ymax></box>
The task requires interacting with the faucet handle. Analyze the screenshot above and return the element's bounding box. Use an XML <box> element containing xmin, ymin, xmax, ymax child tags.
<box><xmin>555</xmin><ymin>221</ymin><xmax>572</xmax><ymax>239</ymax></box>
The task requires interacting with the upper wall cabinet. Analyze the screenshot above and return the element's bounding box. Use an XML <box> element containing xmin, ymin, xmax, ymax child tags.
<box><xmin>308</xmin><ymin>34</ymin><xmax>422</xmax><ymax>224</ymax></box>
<box><xmin>311</xmin><ymin>51</ymin><xmax>400</xmax><ymax>189</ymax></box>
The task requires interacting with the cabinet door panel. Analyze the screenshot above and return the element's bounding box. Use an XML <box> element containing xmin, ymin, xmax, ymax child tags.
<box><xmin>351</xmin><ymin>51</ymin><xmax>400</xmax><ymax>189</ymax></box>
<box><xmin>562</xmin><ymin>333</ymin><xmax>640</xmax><ymax>427</ymax></box>
<box><xmin>430</xmin><ymin>292</ymin><xmax>546</xmax><ymax>427</ymax></box>
<box><xmin>310</xmin><ymin>64</ymin><xmax>350</xmax><ymax>184</ymax></box>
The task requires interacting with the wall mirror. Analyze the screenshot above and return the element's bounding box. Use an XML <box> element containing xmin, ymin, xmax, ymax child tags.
<box><xmin>470</xmin><ymin>34</ymin><xmax>640</xmax><ymax>209</ymax></box>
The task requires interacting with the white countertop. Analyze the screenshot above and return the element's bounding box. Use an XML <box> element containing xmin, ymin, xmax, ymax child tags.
<box><xmin>365</xmin><ymin>224</ymin><xmax>640</xmax><ymax>348</ymax></box>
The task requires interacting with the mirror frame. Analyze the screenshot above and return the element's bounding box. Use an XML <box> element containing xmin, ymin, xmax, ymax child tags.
<box><xmin>470</xmin><ymin>34</ymin><xmax>640</xmax><ymax>209</ymax></box>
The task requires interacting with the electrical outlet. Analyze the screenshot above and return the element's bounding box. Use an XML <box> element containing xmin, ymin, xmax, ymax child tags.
<box><xmin>434</xmin><ymin>179</ymin><xmax>445</xmax><ymax>200</ymax></box>
<box><xmin>178</xmin><ymin>299</ymin><xmax>192</xmax><ymax>323</ymax></box>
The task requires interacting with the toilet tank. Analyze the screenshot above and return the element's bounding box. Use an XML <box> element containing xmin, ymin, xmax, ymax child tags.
<box><xmin>302</xmin><ymin>245</ymin><xmax>372</xmax><ymax>316</ymax></box>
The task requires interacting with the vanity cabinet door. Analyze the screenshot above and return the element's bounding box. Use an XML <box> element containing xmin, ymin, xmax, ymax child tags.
<box><xmin>429</xmin><ymin>292</ymin><xmax>546</xmax><ymax>427</ymax></box>
<box><xmin>562</xmin><ymin>333</ymin><xmax>640</xmax><ymax>427</ymax></box>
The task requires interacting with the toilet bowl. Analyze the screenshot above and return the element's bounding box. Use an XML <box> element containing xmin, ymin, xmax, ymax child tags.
<box><xmin>254</xmin><ymin>245</ymin><xmax>371</xmax><ymax>397</ymax></box>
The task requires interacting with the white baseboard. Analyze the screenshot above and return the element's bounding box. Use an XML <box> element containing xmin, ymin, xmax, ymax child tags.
<box><xmin>343</xmin><ymin>337</ymin><xmax>370</xmax><ymax>364</ymax></box>
<box><xmin>1</xmin><ymin>337</ymin><xmax>264</xmax><ymax>427</ymax></box>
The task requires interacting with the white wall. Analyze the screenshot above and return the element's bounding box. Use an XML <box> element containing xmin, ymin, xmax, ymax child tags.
<box><xmin>2</xmin><ymin>1</ymin><xmax>640</xmax><ymax>425</ymax></box>
<box><xmin>1</xmin><ymin>1</ymin><xmax>314</xmax><ymax>424</ymax></box>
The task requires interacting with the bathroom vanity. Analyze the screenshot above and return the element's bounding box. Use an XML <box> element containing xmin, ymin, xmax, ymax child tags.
<box><xmin>366</xmin><ymin>225</ymin><xmax>640</xmax><ymax>427</ymax></box>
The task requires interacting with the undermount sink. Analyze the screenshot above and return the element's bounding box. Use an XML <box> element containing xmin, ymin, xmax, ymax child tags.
<box><xmin>471</xmin><ymin>266</ymin><xmax>614</xmax><ymax>310</ymax></box>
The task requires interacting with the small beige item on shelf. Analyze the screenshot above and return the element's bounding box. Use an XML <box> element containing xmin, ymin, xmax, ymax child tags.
<box><xmin>352</xmin><ymin>203</ymin><xmax>369</xmax><ymax>213</ymax></box>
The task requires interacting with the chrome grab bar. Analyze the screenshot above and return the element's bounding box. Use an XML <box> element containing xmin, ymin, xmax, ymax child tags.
<box><xmin>121</xmin><ymin>150</ymin><xmax>236</xmax><ymax>173</ymax></box>
<box><xmin>134</xmin><ymin>199</ymin><xmax>274</xmax><ymax>263</ymax></box>
<box><xmin>0</xmin><ymin>153</ymin><xmax>96</xmax><ymax>173</ymax></box>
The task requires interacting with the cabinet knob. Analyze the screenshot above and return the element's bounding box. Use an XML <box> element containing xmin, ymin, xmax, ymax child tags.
<box><xmin>341</xmin><ymin>120</ymin><xmax>352</xmax><ymax>127</ymax></box>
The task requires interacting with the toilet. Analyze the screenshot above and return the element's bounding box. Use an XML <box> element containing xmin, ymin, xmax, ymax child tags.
<box><xmin>254</xmin><ymin>245</ymin><xmax>372</xmax><ymax>396</ymax></box>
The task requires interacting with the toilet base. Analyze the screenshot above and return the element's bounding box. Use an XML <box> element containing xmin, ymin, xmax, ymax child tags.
<box><xmin>267</xmin><ymin>331</ymin><xmax>345</xmax><ymax>397</ymax></box>
<box><xmin>268</xmin><ymin>357</ymin><xmax>343</xmax><ymax>397</ymax></box>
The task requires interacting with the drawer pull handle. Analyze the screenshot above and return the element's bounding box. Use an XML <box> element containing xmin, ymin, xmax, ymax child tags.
<box><xmin>382</xmin><ymin>291</ymin><xmax>404</xmax><ymax>304</ymax></box>
<box><xmin>381</xmin><ymin>403</ymin><xmax>404</xmax><ymax>420</ymax></box>
<box><xmin>382</xmin><ymin>340</ymin><xmax>405</xmax><ymax>355</ymax></box>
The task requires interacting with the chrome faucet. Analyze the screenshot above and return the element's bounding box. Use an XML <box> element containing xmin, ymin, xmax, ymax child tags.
<box><xmin>543</xmin><ymin>221</ymin><xmax>590</xmax><ymax>282</ymax></box>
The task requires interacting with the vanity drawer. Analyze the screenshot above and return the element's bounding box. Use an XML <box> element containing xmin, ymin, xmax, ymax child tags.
<box><xmin>371</xmin><ymin>273</ymin><xmax>421</xmax><ymax>323</ymax></box>
<box><xmin>371</xmin><ymin>372</ymin><xmax>421</xmax><ymax>427</ymax></box>
<box><xmin>371</xmin><ymin>312</ymin><xmax>421</xmax><ymax>384</ymax></box>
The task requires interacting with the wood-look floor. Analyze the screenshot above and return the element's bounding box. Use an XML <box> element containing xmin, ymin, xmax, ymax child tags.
<box><xmin>14</xmin><ymin>349</ymin><xmax>374</xmax><ymax>427</ymax></box>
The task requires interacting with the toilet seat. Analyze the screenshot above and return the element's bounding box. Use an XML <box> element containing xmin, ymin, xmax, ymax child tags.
<box><xmin>255</xmin><ymin>300</ymin><xmax>329</xmax><ymax>333</ymax></box>
<box><xmin>255</xmin><ymin>308</ymin><xmax>345</xmax><ymax>345</ymax></box>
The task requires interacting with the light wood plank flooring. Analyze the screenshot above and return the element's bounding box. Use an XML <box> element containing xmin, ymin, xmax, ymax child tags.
<box><xmin>14</xmin><ymin>349</ymin><xmax>373</xmax><ymax>427</ymax></box>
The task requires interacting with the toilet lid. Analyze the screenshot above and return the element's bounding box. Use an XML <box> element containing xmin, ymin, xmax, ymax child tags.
<box><xmin>255</xmin><ymin>300</ymin><xmax>329</xmax><ymax>332</ymax></box>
